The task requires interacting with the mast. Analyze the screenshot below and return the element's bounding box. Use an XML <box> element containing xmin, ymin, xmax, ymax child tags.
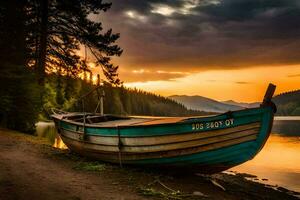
<box><xmin>97</xmin><ymin>74</ymin><xmax>105</xmax><ymax>116</ymax></box>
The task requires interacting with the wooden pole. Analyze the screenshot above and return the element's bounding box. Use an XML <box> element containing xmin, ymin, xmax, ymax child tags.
<box><xmin>97</xmin><ymin>74</ymin><xmax>105</xmax><ymax>116</ymax></box>
<box><xmin>82</xmin><ymin>100</ymin><xmax>86</xmax><ymax>140</ymax></box>
<box><xmin>100</xmin><ymin>90</ymin><xmax>105</xmax><ymax>116</ymax></box>
<box><xmin>97</xmin><ymin>74</ymin><xmax>100</xmax><ymax>86</ymax></box>
<box><xmin>263</xmin><ymin>83</ymin><xmax>276</xmax><ymax>104</ymax></box>
<box><xmin>77</xmin><ymin>74</ymin><xmax>104</xmax><ymax>115</ymax></box>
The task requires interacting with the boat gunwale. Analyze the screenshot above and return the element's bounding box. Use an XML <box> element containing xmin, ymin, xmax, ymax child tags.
<box><xmin>59</xmin><ymin>122</ymin><xmax>261</xmax><ymax>143</ymax></box>
<box><xmin>53</xmin><ymin>106</ymin><xmax>269</xmax><ymax>129</ymax></box>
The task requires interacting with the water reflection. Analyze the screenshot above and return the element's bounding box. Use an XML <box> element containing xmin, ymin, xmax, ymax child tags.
<box><xmin>53</xmin><ymin>134</ymin><xmax>68</xmax><ymax>149</ymax></box>
<box><xmin>272</xmin><ymin>117</ymin><xmax>300</xmax><ymax>136</ymax></box>
<box><xmin>232</xmin><ymin>117</ymin><xmax>300</xmax><ymax>193</ymax></box>
<box><xmin>35</xmin><ymin>121</ymin><xmax>67</xmax><ymax>149</ymax></box>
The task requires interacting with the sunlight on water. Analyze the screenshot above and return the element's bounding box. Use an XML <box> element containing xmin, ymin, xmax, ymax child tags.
<box><xmin>231</xmin><ymin>130</ymin><xmax>300</xmax><ymax>193</ymax></box>
<box><xmin>275</xmin><ymin>116</ymin><xmax>300</xmax><ymax>121</ymax></box>
<box><xmin>36</xmin><ymin>121</ymin><xmax>68</xmax><ymax>149</ymax></box>
<box><xmin>53</xmin><ymin>135</ymin><xmax>68</xmax><ymax>149</ymax></box>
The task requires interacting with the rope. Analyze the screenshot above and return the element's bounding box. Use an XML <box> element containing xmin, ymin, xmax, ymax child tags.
<box><xmin>82</xmin><ymin>100</ymin><xmax>86</xmax><ymax>140</ymax></box>
<box><xmin>94</xmin><ymin>87</ymin><xmax>101</xmax><ymax>113</ymax></box>
<box><xmin>117</xmin><ymin>127</ymin><xmax>123</xmax><ymax>168</ymax></box>
<box><xmin>51</xmin><ymin>108</ymin><xmax>70</xmax><ymax>115</ymax></box>
<box><xmin>94</xmin><ymin>100</ymin><xmax>101</xmax><ymax>113</ymax></box>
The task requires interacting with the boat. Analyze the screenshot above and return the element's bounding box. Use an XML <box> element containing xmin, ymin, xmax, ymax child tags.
<box><xmin>52</xmin><ymin>83</ymin><xmax>277</xmax><ymax>173</ymax></box>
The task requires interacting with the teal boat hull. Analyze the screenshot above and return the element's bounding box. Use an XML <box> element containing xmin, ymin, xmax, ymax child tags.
<box><xmin>52</xmin><ymin>105</ymin><xmax>275</xmax><ymax>173</ymax></box>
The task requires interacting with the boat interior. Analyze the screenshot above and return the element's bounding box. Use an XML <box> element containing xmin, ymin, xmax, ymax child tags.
<box><xmin>55</xmin><ymin>113</ymin><xmax>196</xmax><ymax>127</ymax></box>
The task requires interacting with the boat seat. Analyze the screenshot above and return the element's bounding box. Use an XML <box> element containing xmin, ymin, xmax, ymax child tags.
<box><xmin>91</xmin><ymin>117</ymin><xmax>189</xmax><ymax>127</ymax></box>
<box><xmin>59</xmin><ymin>113</ymin><xmax>206</xmax><ymax>127</ymax></box>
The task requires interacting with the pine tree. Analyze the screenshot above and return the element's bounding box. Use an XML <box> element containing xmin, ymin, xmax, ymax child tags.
<box><xmin>27</xmin><ymin>0</ymin><xmax>123</xmax><ymax>85</ymax></box>
<box><xmin>0</xmin><ymin>0</ymin><xmax>40</xmax><ymax>133</ymax></box>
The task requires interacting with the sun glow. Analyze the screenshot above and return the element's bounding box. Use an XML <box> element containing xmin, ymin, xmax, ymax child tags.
<box><xmin>132</xmin><ymin>69</ymin><xmax>150</xmax><ymax>74</ymax></box>
<box><xmin>124</xmin><ymin>65</ymin><xmax>300</xmax><ymax>102</ymax></box>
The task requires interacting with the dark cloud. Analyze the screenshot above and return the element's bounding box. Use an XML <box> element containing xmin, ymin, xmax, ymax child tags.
<box><xmin>99</xmin><ymin>0</ymin><xmax>300</xmax><ymax>74</ymax></box>
<box><xmin>109</xmin><ymin>0</ymin><xmax>185</xmax><ymax>13</ymax></box>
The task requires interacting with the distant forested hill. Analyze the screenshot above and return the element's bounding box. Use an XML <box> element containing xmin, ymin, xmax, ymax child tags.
<box><xmin>42</xmin><ymin>75</ymin><xmax>208</xmax><ymax>119</ymax></box>
<box><xmin>272</xmin><ymin>90</ymin><xmax>300</xmax><ymax>116</ymax></box>
<box><xmin>169</xmin><ymin>95</ymin><xmax>243</xmax><ymax>113</ymax></box>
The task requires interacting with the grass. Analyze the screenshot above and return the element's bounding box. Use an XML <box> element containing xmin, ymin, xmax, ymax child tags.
<box><xmin>137</xmin><ymin>177</ymin><xmax>202</xmax><ymax>200</ymax></box>
<box><xmin>138</xmin><ymin>187</ymin><xmax>199</xmax><ymax>200</ymax></box>
<box><xmin>73</xmin><ymin>161</ymin><xmax>106</xmax><ymax>172</ymax></box>
<box><xmin>138</xmin><ymin>187</ymin><xmax>180</xmax><ymax>199</ymax></box>
<box><xmin>0</xmin><ymin>128</ymin><xmax>51</xmax><ymax>145</ymax></box>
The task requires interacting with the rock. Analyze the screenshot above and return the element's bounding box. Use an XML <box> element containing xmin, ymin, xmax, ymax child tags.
<box><xmin>277</xmin><ymin>187</ymin><xmax>290</xmax><ymax>193</ymax></box>
<box><xmin>211</xmin><ymin>179</ymin><xmax>226</xmax><ymax>191</ymax></box>
<box><xmin>237</xmin><ymin>173</ymin><xmax>257</xmax><ymax>178</ymax></box>
<box><xmin>193</xmin><ymin>191</ymin><xmax>209</xmax><ymax>197</ymax></box>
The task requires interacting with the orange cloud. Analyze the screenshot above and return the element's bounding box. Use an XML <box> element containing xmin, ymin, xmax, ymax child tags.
<box><xmin>124</xmin><ymin>65</ymin><xmax>300</xmax><ymax>102</ymax></box>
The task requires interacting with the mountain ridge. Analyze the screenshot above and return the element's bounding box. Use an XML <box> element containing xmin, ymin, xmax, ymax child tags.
<box><xmin>221</xmin><ymin>100</ymin><xmax>260</xmax><ymax>108</ymax></box>
<box><xmin>169</xmin><ymin>90</ymin><xmax>300</xmax><ymax>115</ymax></box>
<box><xmin>169</xmin><ymin>95</ymin><xmax>244</xmax><ymax>113</ymax></box>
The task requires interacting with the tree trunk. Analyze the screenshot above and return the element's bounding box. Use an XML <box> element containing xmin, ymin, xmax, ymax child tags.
<box><xmin>37</xmin><ymin>0</ymin><xmax>48</xmax><ymax>85</ymax></box>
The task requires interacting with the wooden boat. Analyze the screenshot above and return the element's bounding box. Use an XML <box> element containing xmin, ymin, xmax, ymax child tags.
<box><xmin>52</xmin><ymin>84</ymin><xmax>277</xmax><ymax>173</ymax></box>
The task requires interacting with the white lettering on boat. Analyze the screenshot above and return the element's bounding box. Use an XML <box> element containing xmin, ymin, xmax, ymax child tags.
<box><xmin>192</xmin><ymin>118</ymin><xmax>234</xmax><ymax>130</ymax></box>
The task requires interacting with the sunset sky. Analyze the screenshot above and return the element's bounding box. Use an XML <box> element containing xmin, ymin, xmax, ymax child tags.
<box><xmin>94</xmin><ymin>0</ymin><xmax>300</xmax><ymax>102</ymax></box>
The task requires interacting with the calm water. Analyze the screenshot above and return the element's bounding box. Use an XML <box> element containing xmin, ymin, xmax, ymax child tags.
<box><xmin>35</xmin><ymin>121</ymin><xmax>67</xmax><ymax>149</ymax></box>
<box><xmin>232</xmin><ymin>117</ymin><xmax>300</xmax><ymax>193</ymax></box>
<box><xmin>36</xmin><ymin>117</ymin><xmax>300</xmax><ymax>193</ymax></box>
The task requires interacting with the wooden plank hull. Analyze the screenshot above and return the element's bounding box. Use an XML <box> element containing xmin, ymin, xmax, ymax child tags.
<box><xmin>53</xmin><ymin>106</ymin><xmax>274</xmax><ymax>172</ymax></box>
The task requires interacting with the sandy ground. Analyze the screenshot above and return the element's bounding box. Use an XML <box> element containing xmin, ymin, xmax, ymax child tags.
<box><xmin>0</xmin><ymin>128</ymin><xmax>299</xmax><ymax>200</ymax></box>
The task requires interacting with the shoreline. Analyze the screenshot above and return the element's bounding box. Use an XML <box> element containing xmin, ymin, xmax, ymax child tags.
<box><xmin>0</xmin><ymin>128</ymin><xmax>299</xmax><ymax>200</ymax></box>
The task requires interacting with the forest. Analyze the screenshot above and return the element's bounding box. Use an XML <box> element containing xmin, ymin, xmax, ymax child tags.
<box><xmin>43</xmin><ymin>75</ymin><xmax>206</xmax><ymax>120</ymax></box>
<box><xmin>273</xmin><ymin>90</ymin><xmax>300</xmax><ymax>116</ymax></box>
<box><xmin>0</xmin><ymin>0</ymin><xmax>205</xmax><ymax>133</ymax></box>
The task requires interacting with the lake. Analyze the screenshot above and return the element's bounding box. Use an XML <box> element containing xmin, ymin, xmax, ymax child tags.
<box><xmin>36</xmin><ymin>116</ymin><xmax>300</xmax><ymax>193</ymax></box>
<box><xmin>231</xmin><ymin>117</ymin><xmax>300</xmax><ymax>194</ymax></box>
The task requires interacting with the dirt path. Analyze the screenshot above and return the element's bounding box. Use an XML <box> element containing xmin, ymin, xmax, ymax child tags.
<box><xmin>0</xmin><ymin>129</ymin><xmax>144</xmax><ymax>200</ymax></box>
<box><xmin>0</xmin><ymin>129</ymin><xmax>298</xmax><ymax>200</ymax></box>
